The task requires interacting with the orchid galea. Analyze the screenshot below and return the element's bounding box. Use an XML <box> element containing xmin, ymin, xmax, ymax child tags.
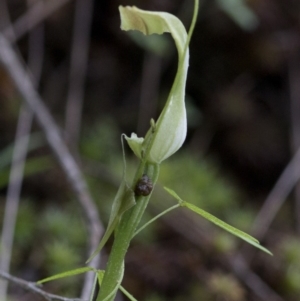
<box><xmin>120</xmin><ymin>6</ymin><xmax>190</xmax><ymax>164</ymax></box>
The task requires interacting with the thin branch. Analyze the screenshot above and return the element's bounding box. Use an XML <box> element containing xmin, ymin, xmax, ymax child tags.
<box><xmin>0</xmin><ymin>32</ymin><xmax>103</xmax><ymax>295</ymax></box>
<box><xmin>0</xmin><ymin>1</ymin><xmax>43</xmax><ymax>299</ymax></box>
<box><xmin>0</xmin><ymin>0</ymin><xmax>13</xmax><ymax>31</ymax></box>
<box><xmin>251</xmin><ymin>146</ymin><xmax>300</xmax><ymax>240</ymax></box>
<box><xmin>3</xmin><ymin>0</ymin><xmax>71</xmax><ymax>43</ymax></box>
<box><xmin>229</xmin><ymin>254</ymin><xmax>284</xmax><ymax>301</ymax></box>
<box><xmin>65</xmin><ymin>0</ymin><xmax>94</xmax><ymax>153</ymax></box>
<box><xmin>246</xmin><ymin>32</ymin><xmax>300</xmax><ymax>245</ymax></box>
<box><xmin>0</xmin><ymin>106</ymin><xmax>33</xmax><ymax>300</ymax></box>
<box><xmin>65</xmin><ymin>0</ymin><xmax>96</xmax><ymax>296</ymax></box>
<box><xmin>27</xmin><ymin>12</ymin><xmax>44</xmax><ymax>85</ymax></box>
<box><xmin>68</xmin><ymin>0</ymin><xmax>98</xmax><ymax>295</ymax></box>
<box><xmin>0</xmin><ymin>270</ymin><xmax>84</xmax><ymax>301</ymax></box>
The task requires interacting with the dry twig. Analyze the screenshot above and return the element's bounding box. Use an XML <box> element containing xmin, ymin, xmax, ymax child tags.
<box><xmin>3</xmin><ymin>0</ymin><xmax>71</xmax><ymax>43</ymax></box>
<box><xmin>251</xmin><ymin>147</ymin><xmax>300</xmax><ymax>240</ymax></box>
<box><xmin>65</xmin><ymin>0</ymin><xmax>94</xmax><ymax>153</ymax></box>
<box><xmin>0</xmin><ymin>1</ymin><xmax>42</xmax><ymax>299</ymax></box>
<box><xmin>0</xmin><ymin>32</ymin><xmax>103</xmax><ymax>296</ymax></box>
<box><xmin>0</xmin><ymin>270</ymin><xmax>84</xmax><ymax>301</ymax></box>
<box><xmin>0</xmin><ymin>105</ymin><xmax>33</xmax><ymax>300</ymax></box>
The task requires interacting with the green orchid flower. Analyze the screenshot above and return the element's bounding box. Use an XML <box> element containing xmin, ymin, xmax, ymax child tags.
<box><xmin>120</xmin><ymin>6</ymin><xmax>190</xmax><ymax>164</ymax></box>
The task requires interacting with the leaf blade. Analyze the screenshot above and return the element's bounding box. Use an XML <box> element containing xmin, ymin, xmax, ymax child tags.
<box><xmin>37</xmin><ymin>267</ymin><xmax>94</xmax><ymax>284</ymax></box>
<box><xmin>164</xmin><ymin>186</ymin><xmax>272</xmax><ymax>255</ymax></box>
<box><xmin>86</xmin><ymin>181</ymin><xmax>135</xmax><ymax>263</ymax></box>
<box><xmin>183</xmin><ymin>201</ymin><xmax>272</xmax><ymax>255</ymax></box>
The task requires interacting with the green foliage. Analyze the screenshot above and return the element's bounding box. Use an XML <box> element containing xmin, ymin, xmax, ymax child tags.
<box><xmin>0</xmin><ymin>156</ymin><xmax>53</xmax><ymax>189</ymax></box>
<box><xmin>40</xmin><ymin>205</ymin><xmax>86</xmax><ymax>282</ymax></box>
<box><xmin>80</xmin><ymin>119</ymin><xmax>120</xmax><ymax>164</ymax></box>
<box><xmin>280</xmin><ymin>236</ymin><xmax>300</xmax><ymax>295</ymax></box>
<box><xmin>14</xmin><ymin>202</ymin><xmax>37</xmax><ymax>248</ymax></box>
<box><xmin>38</xmin><ymin>267</ymin><xmax>94</xmax><ymax>284</ymax></box>
<box><xmin>0</xmin><ymin>133</ymin><xmax>52</xmax><ymax>189</ymax></box>
<box><xmin>87</xmin><ymin>179</ymin><xmax>135</xmax><ymax>263</ymax></box>
<box><xmin>281</xmin><ymin>236</ymin><xmax>300</xmax><ymax>265</ymax></box>
<box><xmin>44</xmin><ymin>241</ymin><xmax>81</xmax><ymax>275</ymax></box>
<box><xmin>40</xmin><ymin>205</ymin><xmax>86</xmax><ymax>248</ymax></box>
<box><xmin>2</xmin><ymin>199</ymin><xmax>88</xmax><ymax>297</ymax></box>
<box><xmin>0</xmin><ymin>132</ymin><xmax>45</xmax><ymax>170</ymax></box>
<box><xmin>284</xmin><ymin>266</ymin><xmax>300</xmax><ymax>296</ymax></box>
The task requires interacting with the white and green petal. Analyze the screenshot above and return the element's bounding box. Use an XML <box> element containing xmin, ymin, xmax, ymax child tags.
<box><xmin>119</xmin><ymin>6</ymin><xmax>190</xmax><ymax>164</ymax></box>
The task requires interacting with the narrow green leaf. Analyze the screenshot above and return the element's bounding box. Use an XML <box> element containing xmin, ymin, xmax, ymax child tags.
<box><xmin>86</xmin><ymin>181</ymin><xmax>135</xmax><ymax>263</ymax></box>
<box><xmin>163</xmin><ymin>186</ymin><xmax>184</xmax><ymax>204</ymax></box>
<box><xmin>87</xmin><ymin>135</ymin><xmax>135</xmax><ymax>263</ymax></box>
<box><xmin>96</xmin><ymin>269</ymin><xmax>138</xmax><ymax>301</ymax></box>
<box><xmin>164</xmin><ymin>187</ymin><xmax>272</xmax><ymax>255</ymax></box>
<box><xmin>182</xmin><ymin>202</ymin><xmax>272</xmax><ymax>255</ymax></box>
<box><xmin>119</xmin><ymin>286</ymin><xmax>138</xmax><ymax>301</ymax></box>
<box><xmin>183</xmin><ymin>202</ymin><xmax>258</xmax><ymax>243</ymax></box>
<box><xmin>37</xmin><ymin>267</ymin><xmax>94</xmax><ymax>284</ymax></box>
<box><xmin>134</xmin><ymin>204</ymin><xmax>180</xmax><ymax>237</ymax></box>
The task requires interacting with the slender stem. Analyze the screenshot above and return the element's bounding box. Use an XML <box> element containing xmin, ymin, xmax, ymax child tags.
<box><xmin>0</xmin><ymin>106</ymin><xmax>33</xmax><ymax>300</ymax></box>
<box><xmin>3</xmin><ymin>0</ymin><xmax>71</xmax><ymax>43</ymax></box>
<box><xmin>96</xmin><ymin>163</ymin><xmax>159</xmax><ymax>301</ymax></box>
<box><xmin>134</xmin><ymin>204</ymin><xmax>180</xmax><ymax>237</ymax></box>
<box><xmin>186</xmin><ymin>0</ymin><xmax>199</xmax><ymax>49</ymax></box>
<box><xmin>119</xmin><ymin>286</ymin><xmax>138</xmax><ymax>301</ymax></box>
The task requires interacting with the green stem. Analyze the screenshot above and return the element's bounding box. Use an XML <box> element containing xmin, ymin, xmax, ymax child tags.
<box><xmin>119</xmin><ymin>285</ymin><xmax>138</xmax><ymax>301</ymax></box>
<box><xmin>96</xmin><ymin>163</ymin><xmax>159</xmax><ymax>301</ymax></box>
<box><xmin>133</xmin><ymin>204</ymin><xmax>180</xmax><ymax>237</ymax></box>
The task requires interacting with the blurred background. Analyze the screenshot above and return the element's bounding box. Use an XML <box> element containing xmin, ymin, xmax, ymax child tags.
<box><xmin>1</xmin><ymin>0</ymin><xmax>300</xmax><ymax>300</ymax></box>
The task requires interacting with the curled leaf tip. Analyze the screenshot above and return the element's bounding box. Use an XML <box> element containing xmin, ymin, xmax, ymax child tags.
<box><xmin>119</xmin><ymin>6</ymin><xmax>149</xmax><ymax>35</ymax></box>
